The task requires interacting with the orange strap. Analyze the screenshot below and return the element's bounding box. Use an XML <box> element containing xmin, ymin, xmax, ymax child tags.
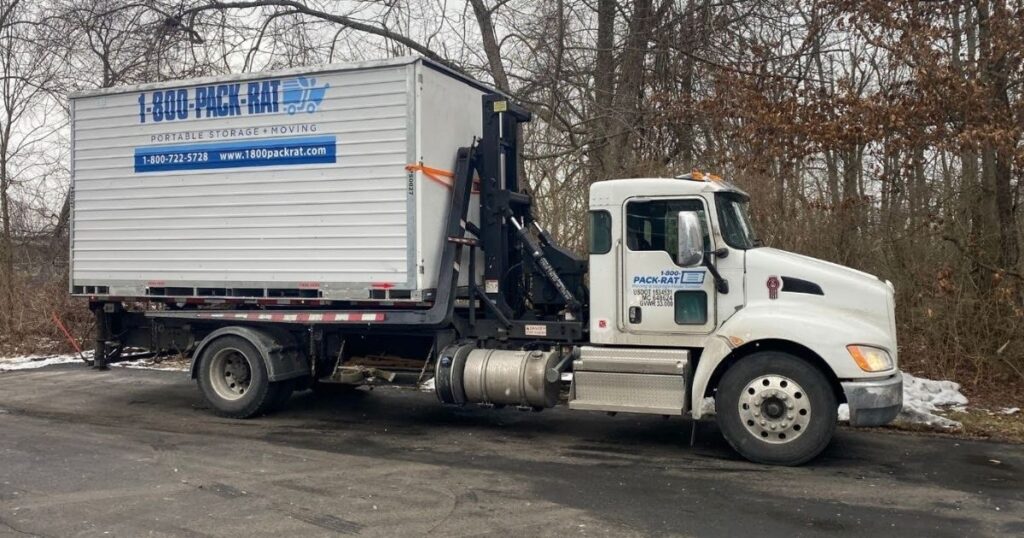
<box><xmin>406</xmin><ymin>163</ymin><xmax>455</xmax><ymax>188</ymax></box>
<box><xmin>405</xmin><ymin>163</ymin><xmax>480</xmax><ymax>192</ymax></box>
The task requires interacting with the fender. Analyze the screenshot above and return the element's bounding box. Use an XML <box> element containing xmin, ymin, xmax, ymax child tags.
<box><xmin>190</xmin><ymin>326</ymin><xmax>310</xmax><ymax>382</ymax></box>
<box><xmin>690</xmin><ymin>302</ymin><xmax>896</xmax><ymax>418</ymax></box>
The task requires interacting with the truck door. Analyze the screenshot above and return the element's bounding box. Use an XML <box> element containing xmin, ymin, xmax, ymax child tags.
<box><xmin>621</xmin><ymin>197</ymin><xmax>716</xmax><ymax>335</ymax></box>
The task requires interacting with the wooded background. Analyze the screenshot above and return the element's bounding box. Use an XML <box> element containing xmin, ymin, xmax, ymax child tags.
<box><xmin>0</xmin><ymin>0</ymin><xmax>1021</xmax><ymax>402</ymax></box>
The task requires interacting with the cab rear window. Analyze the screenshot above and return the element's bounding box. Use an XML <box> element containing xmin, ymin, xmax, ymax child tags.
<box><xmin>589</xmin><ymin>211</ymin><xmax>612</xmax><ymax>254</ymax></box>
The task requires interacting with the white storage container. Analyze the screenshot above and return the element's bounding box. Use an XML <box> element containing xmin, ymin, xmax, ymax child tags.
<box><xmin>69</xmin><ymin>57</ymin><xmax>489</xmax><ymax>301</ymax></box>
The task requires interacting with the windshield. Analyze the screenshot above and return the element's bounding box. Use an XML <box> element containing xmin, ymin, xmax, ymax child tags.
<box><xmin>715</xmin><ymin>192</ymin><xmax>758</xmax><ymax>249</ymax></box>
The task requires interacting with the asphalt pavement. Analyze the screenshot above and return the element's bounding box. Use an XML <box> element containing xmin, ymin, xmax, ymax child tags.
<box><xmin>0</xmin><ymin>365</ymin><xmax>1021</xmax><ymax>537</ymax></box>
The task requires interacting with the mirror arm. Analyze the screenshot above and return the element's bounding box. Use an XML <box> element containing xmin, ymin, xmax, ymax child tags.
<box><xmin>704</xmin><ymin>254</ymin><xmax>729</xmax><ymax>294</ymax></box>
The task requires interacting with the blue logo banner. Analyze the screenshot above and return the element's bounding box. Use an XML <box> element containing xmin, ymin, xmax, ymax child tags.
<box><xmin>134</xmin><ymin>135</ymin><xmax>336</xmax><ymax>173</ymax></box>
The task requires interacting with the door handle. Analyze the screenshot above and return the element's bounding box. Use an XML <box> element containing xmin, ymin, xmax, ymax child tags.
<box><xmin>628</xmin><ymin>306</ymin><xmax>642</xmax><ymax>324</ymax></box>
<box><xmin>615</xmin><ymin>239</ymin><xmax>625</xmax><ymax>331</ymax></box>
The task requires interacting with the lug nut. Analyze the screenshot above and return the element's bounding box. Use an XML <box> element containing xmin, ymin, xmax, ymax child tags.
<box><xmin>760</xmin><ymin>420</ymin><xmax>766</xmax><ymax>426</ymax></box>
<box><xmin>781</xmin><ymin>422</ymin><xmax>788</xmax><ymax>428</ymax></box>
<box><xmin>769</xmin><ymin>424</ymin><xmax>776</xmax><ymax>430</ymax></box>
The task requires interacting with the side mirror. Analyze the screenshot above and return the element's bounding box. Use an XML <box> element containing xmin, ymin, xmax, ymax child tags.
<box><xmin>676</xmin><ymin>211</ymin><xmax>704</xmax><ymax>267</ymax></box>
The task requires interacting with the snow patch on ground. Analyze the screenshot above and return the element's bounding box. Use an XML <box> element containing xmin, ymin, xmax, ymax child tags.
<box><xmin>895</xmin><ymin>372</ymin><xmax>968</xmax><ymax>429</ymax></box>
<box><xmin>0</xmin><ymin>352</ymin><xmax>93</xmax><ymax>371</ymax></box>
<box><xmin>115</xmin><ymin>357</ymin><xmax>189</xmax><ymax>372</ymax></box>
<box><xmin>1</xmin><ymin>351</ymin><xmax>191</xmax><ymax>373</ymax></box>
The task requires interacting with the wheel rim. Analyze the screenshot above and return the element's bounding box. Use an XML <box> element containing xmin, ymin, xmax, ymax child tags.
<box><xmin>208</xmin><ymin>348</ymin><xmax>252</xmax><ymax>401</ymax></box>
<box><xmin>737</xmin><ymin>374</ymin><xmax>811</xmax><ymax>444</ymax></box>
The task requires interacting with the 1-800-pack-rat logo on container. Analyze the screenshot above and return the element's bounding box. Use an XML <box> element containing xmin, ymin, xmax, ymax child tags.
<box><xmin>136</xmin><ymin>76</ymin><xmax>331</xmax><ymax>123</ymax></box>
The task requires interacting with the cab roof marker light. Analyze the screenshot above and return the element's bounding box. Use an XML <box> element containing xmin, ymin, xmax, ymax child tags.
<box><xmin>674</xmin><ymin>170</ymin><xmax>723</xmax><ymax>183</ymax></box>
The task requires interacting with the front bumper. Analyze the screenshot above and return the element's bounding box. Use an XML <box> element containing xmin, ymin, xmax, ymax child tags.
<box><xmin>841</xmin><ymin>372</ymin><xmax>903</xmax><ymax>427</ymax></box>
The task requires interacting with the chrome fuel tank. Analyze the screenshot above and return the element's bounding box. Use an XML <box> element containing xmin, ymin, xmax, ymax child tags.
<box><xmin>462</xmin><ymin>348</ymin><xmax>560</xmax><ymax>409</ymax></box>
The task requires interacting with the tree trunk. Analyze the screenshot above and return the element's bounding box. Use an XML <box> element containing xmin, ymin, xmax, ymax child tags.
<box><xmin>606</xmin><ymin>0</ymin><xmax>653</xmax><ymax>177</ymax></box>
<box><xmin>976</xmin><ymin>0</ymin><xmax>1018</xmax><ymax>273</ymax></box>
<box><xmin>469</xmin><ymin>0</ymin><xmax>510</xmax><ymax>93</ymax></box>
<box><xmin>0</xmin><ymin>150</ymin><xmax>13</xmax><ymax>333</ymax></box>
<box><xmin>590</xmin><ymin>0</ymin><xmax>616</xmax><ymax>181</ymax></box>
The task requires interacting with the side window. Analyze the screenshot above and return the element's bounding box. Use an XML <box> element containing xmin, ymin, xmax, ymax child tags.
<box><xmin>588</xmin><ymin>210</ymin><xmax>612</xmax><ymax>254</ymax></box>
<box><xmin>675</xmin><ymin>291</ymin><xmax>708</xmax><ymax>324</ymax></box>
<box><xmin>625</xmin><ymin>199</ymin><xmax>709</xmax><ymax>261</ymax></box>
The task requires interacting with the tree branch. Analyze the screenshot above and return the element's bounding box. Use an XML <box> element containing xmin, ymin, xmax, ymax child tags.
<box><xmin>171</xmin><ymin>0</ymin><xmax>446</xmax><ymax>65</ymax></box>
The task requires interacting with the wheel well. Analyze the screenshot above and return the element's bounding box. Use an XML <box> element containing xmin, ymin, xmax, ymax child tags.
<box><xmin>702</xmin><ymin>339</ymin><xmax>846</xmax><ymax>404</ymax></box>
<box><xmin>190</xmin><ymin>325</ymin><xmax>309</xmax><ymax>382</ymax></box>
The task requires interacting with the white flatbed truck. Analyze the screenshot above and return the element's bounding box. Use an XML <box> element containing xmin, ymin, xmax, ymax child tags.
<box><xmin>70</xmin><ymin>57</ymin><xmax>902</xmax><ymax>465</ymax></box>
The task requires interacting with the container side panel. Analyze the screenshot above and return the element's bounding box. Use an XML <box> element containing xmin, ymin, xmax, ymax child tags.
<box><xmin>71</xmin><ymin>65</ymin><xmax>414</xmax><ymax>298</ymax></box>
<box><xmin>415</xmin><ymin>65</ymin><xmax>486</xmax><ymax>290</ymax></box>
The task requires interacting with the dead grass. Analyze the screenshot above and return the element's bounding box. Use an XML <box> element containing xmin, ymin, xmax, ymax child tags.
<box><xmin>0</xmin><ymin>275</ymin><xmax>92</xmax><ymax>357</ymax></box>
<box><xmin>945</xmin><ymin>409</ymin><xmax>1024</xmax><ymax>443</ymax></box>
<box><xmin>866</xmin><ymin>409</ymin><xmax>1024</xmax><ymax>444</ymax></box>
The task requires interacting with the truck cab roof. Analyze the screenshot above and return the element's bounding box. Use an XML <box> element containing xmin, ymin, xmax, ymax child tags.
<box><xmin>590</xmin><ymin>174</ymin><xmax>748</xmax><ymax>207</ymax></box>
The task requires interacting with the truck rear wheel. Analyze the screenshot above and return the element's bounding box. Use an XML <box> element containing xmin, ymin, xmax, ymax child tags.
<box><xmin>715</xmin><ymin>351</ymin><xmax>837</xmax><ymax>466</ymax></box>
<box><xmin>197</xmin><ymin>335</ymin><xmax>289</xmax><ymax>418</ymax></box>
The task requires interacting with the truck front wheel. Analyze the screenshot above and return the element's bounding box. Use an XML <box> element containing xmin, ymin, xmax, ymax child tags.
<box><xmin>197</xmin><ymin>336</ymin><xmax>291</xmax><ymax>418</ymax></box>
<box><xmin>715</xmin><ymin>352</ymin><xmax>837</xmax><ymax>465</ymax></box>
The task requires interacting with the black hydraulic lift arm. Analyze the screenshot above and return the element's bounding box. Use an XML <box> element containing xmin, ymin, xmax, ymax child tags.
<box><xmin>479</xmin><ymin>94</ymin><xmax>532</xmax><ymax>317</ymax></box>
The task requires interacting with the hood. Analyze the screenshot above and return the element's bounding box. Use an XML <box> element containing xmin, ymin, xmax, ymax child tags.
<box><xmin>744</xmin><ymin>248</ymin><xmax>894</xmax><ymax>332</ymax></box>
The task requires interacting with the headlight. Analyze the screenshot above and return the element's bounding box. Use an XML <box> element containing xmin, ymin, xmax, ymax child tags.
<box><xmin>847</xmin><ymin>345</ymin><xmax>893</xmax><ymax>372</ymax></box>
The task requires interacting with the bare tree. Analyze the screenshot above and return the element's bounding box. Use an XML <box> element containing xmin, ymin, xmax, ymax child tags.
<box><xmin>0</xmin><ymin>0</ymin><xmax>66</xmax><ymax>335</ymax></box>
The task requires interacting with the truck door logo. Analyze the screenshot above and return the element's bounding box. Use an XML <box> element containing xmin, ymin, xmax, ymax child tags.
<box><xmin>282</xmin><ymin>76</ymin><xmax>330</xmax><ymax>114</ymax></box>
<box><xmin>767</xmin><ymin>276</ymin><xmax>780</xmax><ymax>300</ymax></box>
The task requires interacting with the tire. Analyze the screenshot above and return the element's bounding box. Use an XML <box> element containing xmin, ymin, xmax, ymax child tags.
<box><xmin>196</xmin><ymin>335</ymin><xmax>287</xmax><ymax>418</ymax></box>
<box><xmin>715</xmin><ymin>351</ymin><xmax>837</xmax><ymax>466</ymax></box>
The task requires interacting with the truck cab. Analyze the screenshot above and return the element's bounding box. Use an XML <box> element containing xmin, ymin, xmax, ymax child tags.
<box><xmin>580</xmin><ymin>173</ymin><xmax>902</xmax><ymax>463</ymax></box>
